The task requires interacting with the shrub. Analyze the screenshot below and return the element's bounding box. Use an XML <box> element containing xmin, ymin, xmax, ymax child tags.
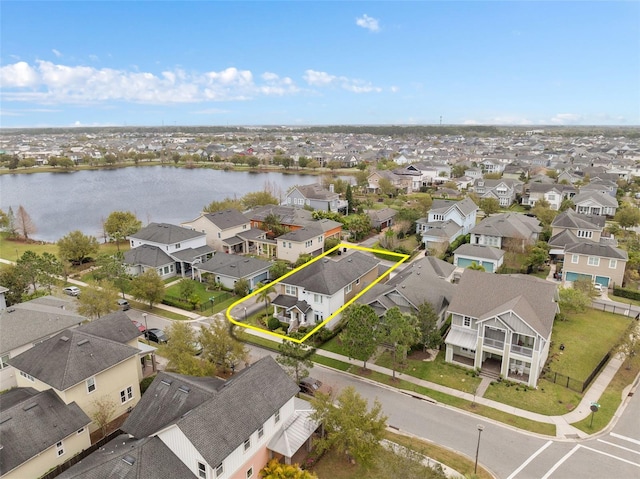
<box><xmin>140</xmin><ymin>375</ymin><xmax>156</xmax><ymax>395</ymax></box>
<box><xmin>267</xmin><ymin>316</ymin><xmax>280</xmax><ymax>331</ymax></box>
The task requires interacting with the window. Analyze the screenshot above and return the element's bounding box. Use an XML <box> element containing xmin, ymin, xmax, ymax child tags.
<box><xmin>355</xmin><ymin>278</ymin><xmax>360</xmax><ymax>285</ymax></box>
<box><xmin>577</xmin><ymin>230</ymin><xmax>593</xmax><ymax>239</ymax></box>
<box><xmin>20</xmin><ymin>371</ymin><xmax>34</xmax><ymax>382</ymax></box>
<box><xmin>244</xmin><ymin>438</ymin><xmax>251</xmax><ymax>451</ymax></box>
<box><xmin>258</xmin><ymin>425</ymin><xmax>264</xmax><ymax>438</ymax></box>
<box><xmin>247</xmin><ymin>467</ymin><xmax>254</xmax><ymax>478</ymax></box>
<box><xmin>243</xmin><ymin>224</ymin><xmax>247</xmax><ymax>230</ymax></box>
<box><xmin>0</xmin><ymin>354</ymin><xmax>9</xmax><ymax>370</ymax></box>
<box><xmin>609</xmin><ymin>259</ymin><xmax>617</xmax><ymax>269</ymax></box>
<box><xmin>120</xmin><ymin>386</ymin><xmax>134</xmax><ymax>403</ymax></box>
<box><xmin>571</xmin><ymin>254</ymin><xmax>579</xmax><ymax>264</ymax></box>
<box><xmin>77</xmin><ymin>428</ymin><xmax>85</xmax><ymax>435</ymax></box>
<box><xmin>318</xmin><ymin>236</ymin><xmax>323</xmax><ymax>243</ymax></box>
<box><xmin>217</xmin><ymin>232</ymin><xmax>221</xmax><ymax>238</ymax></box>
<box><xmin>198</xmin><ymin>462</ymin><xmax>207</xmax><ymax>479</ymax></box>
<box><xmin>314</xmin><ymin>294</ymin><xmax>323</xmax><ymax>304</ymax></box>
<box><xmin>86</xmin><ymin>377</ymin><xmax>96</xmax><ymax>393</ymax></box>
<box><xmin>215</xmin><ymin>463</ymin><xmax>224</xmax><ymax>477</ymax></box>
<box><xmin>463</xmin><ymin>316</ymin><xmax>471</xmax><ymax>327</ymax></box>
<box><xmin>56</xmin><ymin>441</ymin><xmax>64</xmax><ymax>457</ymax></box>
<box><xmin>175</xmin><ymin>243</ymin><xmax>181</xmax><ymax>249</ymax></box>
<box><xmin>275</xmin><ymin>409</ymin><xmax>281</xmax><ymax>423</ymax></box>
<box><xmin>588</xmin><ymin>256</ymin><xmax>600</xmax><ymax>266</ymax></box>
<box><xmin>285</xmin><ymin>285</ymin><xmax>297</xmax><ymax>296</ymax></box>
<box><xmin>345</xmin><ymin>283</ymin><xmax>352</xmax><ymax>294</ymax></box>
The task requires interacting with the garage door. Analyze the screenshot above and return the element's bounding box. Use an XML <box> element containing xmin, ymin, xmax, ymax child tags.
<box><xmin>594</xmin><ymin>276</ymin><xmax>610</xmax><ymax>287</ymax></box>
<box><xmin>564</xmin><ymin>272</ymin><xmax>592</xmax><ymax>282</ymax></box>
<box><xmin>456</xmin><ymin>258</ymin><xmax>475</xmax><ymax>268</ymax></box>
<box><xmin>482</xmin><ymin>261</ymin><xmax>494</xmax><ymax>273</ymax></box>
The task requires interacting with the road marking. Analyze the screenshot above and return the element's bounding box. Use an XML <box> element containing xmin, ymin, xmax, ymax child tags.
<box><xmin>611</xmin><ymin>432</ymin><xmax>640</xmax><ymax>447</ymax></box>
<box><xmin>598</xmin><ymin>439</ymin><xmax>640</xmax><ymax>456</ymax></box>
<box><xmin>506</xmin><ymin>441</ymin><xmax>553</xmax><ymax>479</ymax></box>
<box><xmin>580</xmin><ymin>445</ymin><xmax>640</xmax><ymax>468</ymax></box>
<box><xmin>541</xmin><ymin>445</ymin><xmax>580</xmax><ymax>479</ymax></box>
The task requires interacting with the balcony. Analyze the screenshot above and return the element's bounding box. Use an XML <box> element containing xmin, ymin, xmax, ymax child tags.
<box><xmin>482</xmin><ymin>337</ymin><xmax>504</xmax><ymax>350</ymax></box>
<box><xmin>510</xmin><ymin>344</ymin><xmax>534</xmax><ymax>357</ymax></box>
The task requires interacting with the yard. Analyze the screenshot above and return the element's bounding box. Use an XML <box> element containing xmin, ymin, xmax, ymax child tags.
<box><xmin>164</xmin><ymin>279</ymin><xmax>237</xmax><ymax>314</ymax></box>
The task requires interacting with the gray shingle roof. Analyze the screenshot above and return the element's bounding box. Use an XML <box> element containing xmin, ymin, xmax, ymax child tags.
<box><xmin>0</xmin><ymin>388</ymin><xmax>91</xmax><ymax>475</ymax></box>
<box><xmin>283</xmin><ymin>252</ymin><xmax>380</xmax><ymax>295</ymax></box>
<box><xmin>293</xmin><ymin>183</ymin><xmax>338</xmax><ymax>201</ymax></box>
<box><xmin>447</xmin><ymin>270</ymin><xmax>558</xmax><ymax>338</ymax></box>
<box><xmin>197</xmin><ymin>254</ymin><xmax>272</xmax><ymax>278</ymax></box>
<box><xmin>572</xmin><ymin>190</ymin><xmax>619</xmax><ymax>207</ymax></box>
<box><xmin>0</xmin><ymin>296</ymin><xmax>85</xmax><ymax>354</ymax></box>
<box><xmin>551</xmin><ymin>209</ymin><xmax>605</xmax><ymax>230</ymax></box>
<box><xmin>247</xmin><ymin>205</ymin><xmax>314</xmax><ymax>228</ymax></box>
<box><xmin>77</xmin><ymin>311</ymin><xmax>142</xmax><ymax>344</ymax></box>
<box><xmin>470</xmin><ymin>213</ymin><xmax>541</xmax><ymax>239</ymax></box>
<box><xmin>8</xmin><ymin>329</ymin><xmax>139</xmax><ymax>391</ymax></box>
<box><xmin>56</xmin><ymin>435</ymin><xmax>193</xmax><ymax>479</ymax></box>
<box><xmin>204</xmin><ymin>209</ymin><xmax>250</xmax><ymax>229</ymax></box>
<box><xmin>453</xmin><ymin>244</ymin><xmax>506</xmax><ymax>260</ymax></box>
<box><xmin>430</xmin><ymin>197</ymin><xmax>478</xmax><ymax>216</ymax></box>
<box><xmin>124</xmin><ymin>245</ymin><xmax>174</xmax><ymax>268</ymax></box>
<box><xmin>129</xmin><ymin>222</ymin><xmax>205</xmax><ymax>244</ymax></box>
<box><xmin>171</xmin><ymin>245</ymin><xmax>215</xmax><ymax>262</ymax></box>
<box><xmin>564</xmin><ymin>242</ymin><xmax>628</xmax><ymax>260</ymax></box>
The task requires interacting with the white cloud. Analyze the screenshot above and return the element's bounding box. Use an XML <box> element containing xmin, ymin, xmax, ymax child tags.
<box><xmin>0</xmin><ymin>61</ymin><xmax>39</xmax><ymax>87</ymax></box>
<box><xmin>356</xmin><ymin>14</ymin><xmax>380</xmax><ymax>32</ymax></box>
<box><xmin>390</xmin><ymin>86</ymin><xmax>399</xmax><ymax>93</ymax></box>
<box><xmin>548</xmin><ymin>113</ymin><xmax>582</xmax><ymax>125</ymax></box>
<box><xmin>52</xmin><ymin>49</ymin><xmax>62</xmax><ymax>58</ymax></box>
<box><xmin>303</xmin><ymin>70</ymin><xmax>337</xmax><ymax>86</ymax></box>
<box><xmin>303</xmin><ymin>69</ymin><xmax>381</xmax><ymax>93</ymax></box>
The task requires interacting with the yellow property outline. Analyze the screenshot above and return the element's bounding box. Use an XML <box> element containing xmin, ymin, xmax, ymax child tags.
<box><xmin>226</xmin><ymin>243</ymin><xmax>410</xmax><ymax>343</ymax></box>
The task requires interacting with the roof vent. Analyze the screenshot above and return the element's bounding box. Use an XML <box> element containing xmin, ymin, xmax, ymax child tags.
<box><xmin>23</xmin><ymin>403</ymin><xmax>38</xmax><ymax>411</ymax></box>
<box><xmin>122</xmin><ymin>455</ymin><xmax>136</xmax><ymax>466</ymax></box>
<box><xmin>77</xmin><ymin>339</ymin><xmax>89</xmax><ymax>346</ymax></box>
<box><xmin>160</xmin><ymin>379</ymin><xmax>173</xmax><ymax>386</ymax></box>
<box><xmin>178</xmin><ymin>385</ymin><xmax>191</xmax><ymax>394</ymax></box>
<box><xmin>60</xmin><ymin>336</ymin><xmax>70</xmax><ymax>342</ymax></box>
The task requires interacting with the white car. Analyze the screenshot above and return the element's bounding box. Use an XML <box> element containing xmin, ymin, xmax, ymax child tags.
<box><xmin>593</xmin><ymin>283</ymin><xmax>604</xmax><ymax>293</ymax></box>
<box><xmin>63</xmin><ymin>286</ymin><xmax>80</xmax><ymax>296</ymax></box>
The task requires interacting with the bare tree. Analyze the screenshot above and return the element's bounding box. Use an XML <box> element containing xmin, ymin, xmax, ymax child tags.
<box><xmin>15</xmin><ymin>205</ymin><xmax>36</xmax><ymax>241</ymax></box>
<box><xmin>92</xmin><ymin>396</ymin><xmax>117</xmax><ymax>438</ymax></box>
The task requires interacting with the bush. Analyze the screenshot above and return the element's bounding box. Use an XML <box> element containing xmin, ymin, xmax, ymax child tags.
<box><xmin>140</xmin><ymin>375</ymin><xmax>156</xmax><ymax>395</ymax></box>
<box><xmin>613</xmin><ymin>286</ymin><xmax>640</xmax><ymax>301</ymax></box>
<box><xmin>162</xmin><ymin>296</ymin><xmax>191</xmax><ymax>310</ymax></box>
<box><xmin>267</xmin><ymin>316</ymin><xmax>280</xmax><ymax>331</ymax></box>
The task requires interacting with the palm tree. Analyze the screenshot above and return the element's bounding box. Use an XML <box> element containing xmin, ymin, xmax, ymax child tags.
<box><xmin>467</xmin><ymin>261</ymin><xmax>486</xmax><ymax>272</ymax></box>
<box><xmin>255</xmin><ymin>282</ymin><xmax>276</xmax><ymax>318</ymax></box>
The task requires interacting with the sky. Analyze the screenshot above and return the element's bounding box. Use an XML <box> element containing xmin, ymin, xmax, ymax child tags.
<box><xmin>1</xmin><ymin>1</ymin><xmax>639</xmax><ymax>128</ymax></box>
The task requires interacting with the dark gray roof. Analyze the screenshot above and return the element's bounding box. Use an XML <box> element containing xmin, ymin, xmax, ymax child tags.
<box><xmin>124</xmin><ymin>245</ymin><xmax>174</xmax><ymax>268</ymax></box>
<box><xmin>0</xmin><ymin>296</ymin><xmax>85</xmax><ymax>354</ymax></box>
<box><xmin>176</xmin><ymin>356</ymin><xmax>299</xmax><ymax>469</ymax></box>
<box><xmin>453</xmin><ymin>244</ymin><xmax>506</xmax><ymax>260</ymax></box>
<box><xmin>564</xmin><ymin>242</ymin><xmax>628</xmax><ymax>260</ymax></box>
<box><xmin>447</xmin><ymin>270</ymin><xmax>558</xmax><ymax>338</ymax></box>
<box><xmin>56</xmin><ymin>435</ymin><xmax>193</xmax><ymax>479</ymax></box>
<box><xmin>171</xmin><ymin>245</ymin><xmax>215</xmax><ymax>262</ymax></box>
<box><xmin>203</xmin><ymin>209</ymin><xmax>250</xmax><ymax>229</ymax></box>
<box><xmin>272</xmin><ymin>295</ymin><xmax>312</xmax><ymax>313</ymax></box>
<box><xmin>293</xmin><ymin>183</ymin><xmax>338</xmax><ymax>201</ymax></box>
<box><xmin>572</xmin><ymin>190</ymin><xmax>618</xmax><ymax>207</ymax></box>
<box><xmin>196</xmin><ymin>254</ymin><xmax>272</xmax><ymax>278</ymax></box>
<box><xmin>551</xmin><ymin>209</ymin><xmax>605</xmax><ymax>230</ymax></box>
<box><xmin>129</xmin><ymin>222</ymin><xmax>205</xmax><ymax>244</ymax></box>
<box><xmin>237</xmin><ymin>228</ymin><xmax>268</xmax><ymax>241</ymax></box>
<box><xmin>122</xmin><ymin>371</ymin><xmax>224</xmax><ymax>438</ymax></box>
<box><xmin>420</xmin><ymin>220</ymin><xmax>463</xmax><ymax>239</ymax></box>
<box><xmin>278</xmin><ymin>223</ymin><xmax>325</xmax><ymax>242</ymax></box>
<box><xmin>470</xmin><ymin>213</ymin><xmax>541</xmax><ymax>239</ymax></box>
<box><xmin>283</xmin><ymin>252</ymin><xmax>380</xmax><ymax>295</ymax></box>
<box><xmin>548</xmin><ymin>229</ymin><xmax>579</xmax><ymax>249</ymax></box>
<box><xmin>77</xmin><ymin>310</ymin><xmax>142</xmax><ymax>344</ymax></box>
<box><xmin>0</xmin><ymin>388</ymin><xmax>91</xmax><ymax>475</ymax></box>
<box><xmin>8</xmin><ymin>329</ymin><xmax>139</xmax><ymax>391</ymax></box>
<box><xmin>247</xmin><ymin>205</ymin><xmax>314</xmax><ymax>227</ymax></box>
<box><xmin>430</xmin><ymin>197</ymin><xmax>478</xmax><ymax>216</ymax></box>
<box><xmin>364</xmin><ymin>207</ymin><xmax>397</xmax><ymax>223</ymax></box>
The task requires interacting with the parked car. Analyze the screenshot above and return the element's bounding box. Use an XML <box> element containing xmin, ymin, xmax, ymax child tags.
<box><xmin>62</xmin><ymin>286</ymin><xmax>80</xmax><ymax>296</ymax></box>
<box><xmin>145</xmin><ymin>328</ymin><xmax>168</xmax><ymax>343</ymax></box>
<box><xmin>298</xmin><ymin>377</ymin><xmax>323</xmax><ymax>396</ymax></box>
<box><xmin>132</xmin><ymin>320</ymin><xmax>146</xmax><ymax>333</ymax></box>
<box><xmin>594</xmin><ymin>283</ymin><xmax>604</xmax><ymax>294</ymax></box>
<box><xmin>117</xmin><ymin>299</ymin><xmax>130</xmax><ymax>311</ymax></box>
<box><xmin>191</xmin><ymin>341</ymin><xmax>203</xmax><ymax>356</ymax></box>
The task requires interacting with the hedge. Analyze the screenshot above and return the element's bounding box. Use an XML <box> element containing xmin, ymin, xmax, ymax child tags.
<box><xmin>613</xmin><ymin>287</ymin><xmax>640</xmax><ymax>301</ymax></box>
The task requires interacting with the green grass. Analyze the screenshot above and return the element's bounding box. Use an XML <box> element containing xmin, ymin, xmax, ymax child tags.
<box><xmin>310</xmin><ymin>354</ymin><xmax>352</xmax><ymax>371</ymax></box>
<box><xmin>0</xmin><ymin>233</ymin><xmax>128</xmax><ymax>262</ymax></box>
<box><xmin>127</xmin><ymin>300</ymin><xmax>192</xmax><ymax>321</ymax></box>
<box><xmin>374</xmin><ymin>350</ymin><xmax>482</xmax><ymax>394</ymax></box>
<box><xmin>548</xmin><ymin>310</ymin><xmax>631</xmax><ymax>379</ymax></box>
<box><xmin>164</xmin><ymin>281</ymin><xmax>236</xmax><ymax>314</ymax></box>
<box><xmin>319</xmin><ymin>335</ymin><xmax>368</xmax><ymax>360</ymax></box>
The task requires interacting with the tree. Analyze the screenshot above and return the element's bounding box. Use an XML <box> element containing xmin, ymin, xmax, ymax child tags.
<box><xmin>199</xmin><ymin>321</ymin><xmax>248</xmax><ymax>373</ymax></box>
<box><xmin>479</xmin><ymin>198</ymin><xmax>500</xmax><ymax>215</ymax></box>
<box><xmin>559</xmin><ymin>198</ymin><xmax>575</xmax><ymax>212</ymax></box>
<box><xmin>415</xmin><ymin>195</ymin><xmax>433</xmax><ymax>216</ymax></box>
<box><xmin>340</xmin><ymin>304</ymin><xmax>379</xmax><ymax>369</ymax></box>
<box><xmin>617</xmin><ymin>325</ymin><xmax>640</xmax><ymax>370</ymax></box>
<box><xmin>162</xmin><ymin>322</ymin><xmax>212</xmax><ymax>375</ymax></box>
<box><xmin>307</xmin><ymin>159</ymin><xmax>320</xmax><ymax>170</ymax></box>
<box><xmin>15</xmin><ymin>205</ymin><xmax>36</xmax><ymax>240</ymax></box>
<box><xmin>92</xmin><ymin>396</ymin><xmax>117</xmax><ymax>439</ymax></box>
<box><xmin>0</xmin><ymin>209</ymin><xmax>9</xmax><ymax>231</ymax></box>
<box><xmin>416</xmin><ymin>302</ymin><xmax>442</xmax><ymax>352</ymax></box>
<box><xmin>58</xmin><ymin>230</ymin><xmax>99</xmax><ymax>265</ymax></box>
<box><xmin>37</xmin><ymin>252</ymin><xmax>63</xmax><ymax>293</ymax></box>
<box><xmin>525</xmin><ymin>242</ymin><xmax>550</xmax><ymax>269</ymax></box>
<box><xmin>234</xmin><ymin>277</ymin><xmax>250</xmax><ymax>297</ymax></box>
<box><xmin>94</xmin><ymin>253</ymin><xmax>128</xmax><ymax>298</ymax></box>
<box><xmin>531</xmin><ymin>199</ymin><xmax>558</xmax><ymax>226</ymax></box>
<box><xmin>378</xmin><ymin>177</ymin><xmax>396</xmax><ymax>197</ymax></box>
<box><xmin>573</xmin><ymin>276</ymin><xmax>599</xmax><ymax>299</ymax></box>
<box><xmin>345</xmin><ymin>214</ymin><xmax>372</xmax><ymax>241</ymax></box>
<box><xmin>467</xmin><ymin>261</ymin><xmax>486</xmax><ymax>272</ymax></box>
<box><xmin>242</xmin><ymin>191</ymin><xmax>279</xmax><ymax>209</ymax></box>
<box><xmin>255</xmin><ymin>282</ymin><xmax>276</xmax><ymax>317</ymax></box>
<box><xmin>380</xmin><ymin>307</ymin><xmax>421</xmax><ymax>379</ymax></box>
<box><xmin>77</xmin><ymin>280</ymin><xmax>119</xmax><ymax>319</ymax></box>
<box><xmin>130</xmin><ymin>269</ymin><xmax>165</xmax><ymax>309</ymax></box>
<box><xmin>178</xmin><ymin>278</ymin><xmax>197</xmax><ymax>302</ymax></box>
<box><xmin>203</xmin><ymin>197</ymin><xmax>244</xmax><ymax>213</ymax></box>
<box><xmin>15</xmin><ymin>250</ymin><xmax>42</xmax><ymax>292</ymax></box>
<box><xmin>0</xmin><ymin>264</ymin><xmax>29</xmax><ymax>305</ymax></box>
<box><xmin>615</xmin><ymin>206</ymin><xmax>640</xmax><ymax>230</ymax></box>
<box><xmin>103</xmin><ymin>211</ymin><xmax>142</xmax><ymax>250</ymax></box>
<box><xmin>277</xmin><ymin>339</ymin><xmax>313</xmax><ymax>383</ymax></box>
<box><xmin>311</xmin><ymin>386</ymin><xmax>387</xmax><ymax>467</ymax></box>
<box><xmin>4</xmin><ymin>206</ymin><xmax>17</xmax><ymax>238</ymax></box>
<box><xmin>270</xmin><ymin>261</ymin><xmax>290</xmax><ymax>280</ymax></box>
<box><xmin>259</xmin><ymin>459</ymin><xmax>318</xmax><ymax>479</ymax></box>
<box><xmin>558</xmin><ymin>287</ymin><xmax>591</xmax><ymax>315</ymax></box>
<box><xmin>345</xmin><ymin>184</ymin><xmax>354</xmax><ymax>214</ymax></box>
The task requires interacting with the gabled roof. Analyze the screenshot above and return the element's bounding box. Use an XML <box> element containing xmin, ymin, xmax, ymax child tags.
<box><xmin>196</xmin><ymin>254</ymin><xmax>272</xmax><ymax>278</ymax></box>
<box><xmin>571</xmin><ymin>190</ymin><xmax>618</xmax><ymax>207</ymax></box>
<box><xmin>203</xmin><ymin>209</ymin><xmax>250</xmax><ymax>229</ymax></box>
<box><xmin>171</xmin><ymin>245</ymin><xmax>215</xmax><ymax>262</ymax></box>
<box><xmin>470</xmin><ymin>213</ymin><xmax>541</xmax><ymax>239</ymax></box>
<box><xmin>564</xmin><ymin>242</ymin><xmax>628</xmax><ymax>260</ymax></box>
<box><xmin>551</xmin><ymin>209</ymin><xmax>605</xmax><ymax>230</ymax></box>
<box><xmin>8</xmin><ymin>329</ymin><xmax>139</xmax><ymax>391</ymax></box>
<box><xmin>364</xmin><ymin>208</ymin><xmax>397</xmax><ymax>223</ymax></box>
<box><xmin>247</xmin><ymin>205</ymin><xmax>314</xmax><ymax>228</ymax></box>
<box><xmin>56</xmin><ymin>435</ymin><xmax>193</xmax><ymax>479</ymax></box>
<box><xmin>278</xmin><ymin>220</ymin><xmax>341</xmax><ymax>242</ymax></box>
<box><xmin>0</xmin><ymin>296</ymin><xmax>84</xmax><ymax>355</ymax></box>
<box><xmin>129</xmin><ymin>222</ymin><xmax>205</xmax><ymax>244</ymax></box>
<box><xmin>420</xmin><ymin>220</ymin><xmax>463</xmax><ymax>239</ymax></box>
<box><xmin>272</xmin><ymin>295</ymin><xmax>312</xmax><ymax>313</ymax></box>
<box><xmin>290</xmin><ymin>183</ymin><xmax>338</xmax><ymax>201</ymax></box>
<box><xmin>453</xmin><ymin>244</ymin><xmax>506</xmax><ymax>260</ymax></box>
<box><xmin>430</xmin><ymin>197</ymin><xmax>478</xmax><ymax>217</ymax></box>
<box><xmin>282</xmin><ymin>252</ymin><xmax>379</xmax><ymax>295</ymax></box>
<box><xmin>124</xmin><ymin>244</ymin><xmax>174</xmax><ymax>268</ymax></box>
<box><xmin>0</xmin><ymin>388</ymin><xmax>91</xmax><ymax>475</ymax></box>
<box><xmin>77</xmin><ymin>310</ymin><xmax>142</xmax><ymax>344</ymax></box>
<box><xmin>447</xmin><ymin>270</ymin><xmax>558</xmax><ymax>338</ymax></box>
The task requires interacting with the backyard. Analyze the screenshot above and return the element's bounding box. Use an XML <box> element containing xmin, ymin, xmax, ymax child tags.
<box><xmin>164</xmin><ymin>279</ymin><xmax>237</xmax><ymax>315</ymax></box>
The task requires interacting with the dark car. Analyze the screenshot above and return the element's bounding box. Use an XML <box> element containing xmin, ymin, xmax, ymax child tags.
<box><xmin>145</xmin><ymin>328</ymin><xmax>168</xmax><ymax>343</ymax></box>
<box><xmin>298</xmin><ymin>377</ymin><xmax>323</xmax><ymax>396</ymax></box>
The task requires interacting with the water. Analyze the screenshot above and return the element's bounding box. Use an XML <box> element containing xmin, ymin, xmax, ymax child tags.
<box><xmin>0</xmin><ymin>166</ymin><xmax>345</xmax><ymax>242</ymax></box>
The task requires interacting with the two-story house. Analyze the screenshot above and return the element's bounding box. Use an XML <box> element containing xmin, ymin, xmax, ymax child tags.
<box><xmin>275</xmin><ymin>219</ymin><xmax>342</xmax><ymax>263</ymax></box>
<box><xmin>548</xmin><ymin>209</ymin><xmax>607</xmax><ymax>255</ymax></box>
<box><xmin>469</xmin><ymin>213</ymin><xmax>541</xmax><ymax>251</ymax></box>
<box><xmin>367</xmin><ymin>170</ymin><xmax>413</xmax><ymax>194</ymax></box>
<box><xmin>272</xmin><ymin>252</ymin><xmax>382</xmax><ymax>331</ymax></box>
<box><xmin>415</xmin><ymin>198</ymin><xmax>479</xmax><ymax>249</ymax></box>
<box><xmin>523</xmin><ymin>183</ymin><xmax>577</xmax><ymax>210</ymax></box>
<box><xmin>125</xmin><ymin>223</ymin><xmax>214</xmax><ymax>279</ymax></box>
<box><xmin>284</xmin><ymin>183</ymin><xmax>348</xmax><ymax>213</ymax></box>
<box><xmin>571</xmin><ymin>191</ymin><xmax>619</xmax><ymax>217</ymax></box>
<box><xmin>474</xmin><ymin>178</ymin><xmax>523</xmax><ymax>207</ymax></box>
<box><xmin>562</xmin><ymin>242</ymin><xmax>628</xmax><ymax>289</ymax></box>
<box><xmin>444</xmin><ymin>270</ymin><xmax>559</xmax><ymax>388</ymax></box>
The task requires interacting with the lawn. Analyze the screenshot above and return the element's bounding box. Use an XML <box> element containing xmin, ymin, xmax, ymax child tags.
<box><xmin>319</xmin><ymin>335</ymin><xmax>369</xmax><ymax>361</ymax></box>
<box><xmin>164</xmin><ymin>280</ymin><xmax>236</xmax><ymax>314</ymax></box>
<box><xmin>127</xmin><ymin>299</ymin><xmax>192</xmax><ymax>321</ymax></box>
<box><xmin>374</xmin><ymin>350</ymin><xmax>482</xmax><ymax>394</ymax></box>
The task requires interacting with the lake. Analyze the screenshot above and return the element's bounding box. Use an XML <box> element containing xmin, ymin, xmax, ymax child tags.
<box><xmin>0</xmin><ymin>166</ymin><xmax>347</xmax><ymax>242</ymax></box>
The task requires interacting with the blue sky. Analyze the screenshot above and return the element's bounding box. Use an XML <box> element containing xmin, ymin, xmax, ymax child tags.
<box><xmin>1</xmin><ymin>1</ymin><xmax>639</xmax><ymax>127</ymax></box>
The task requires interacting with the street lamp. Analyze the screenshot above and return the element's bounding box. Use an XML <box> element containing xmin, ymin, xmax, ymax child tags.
<box><xmin>474</xmin><ymin>424</ymin><xmax>484</xmax><ymax>474</ymax></box>
<box><xmin>243</xmin><ymin>307</ymin><xmax>247</xmax><ymax>322</ymax></box>
<box><xmin>142</xmin><ymin>313</ymin><xmax>148</xmax><ymax>334</ymax></box>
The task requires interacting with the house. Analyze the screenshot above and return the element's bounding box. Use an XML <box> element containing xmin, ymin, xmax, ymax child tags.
<box><xmin>571</xmin><ymin>191</ymin><xmax>619</xmax><ymax>217</ymax></box>
<box><xmin>581</xmin><ymin>179</ymin><xmax>618</xmax><ymax>198</ymax></box>
<box><xmin>275</xmin><ymin>219</ymin><xmax>342</xmax><ymax>263</ymax></box>
<box><xmin>523</xmin><ymin>183</ymin><xmax>577</xmax><ymax>210</ymax></box>
<box><xmin>364</xmin><ymin>207</ymin><xmax>397</xmax><ymax>230</ymax></box>
<box><xmin>0</xmin><ymin>295</ymin><xmax>85</xmax><ymax>390</ymax></box>
<box><xmin>0</xmin><ymin>388</ymin><xmax>91</xmax><ymax>479</ymax></box>
<box><xmin>104</xmin><ymin>357</ymin><xmax>316</xmax><ymax>479</ymax></box>
<box><xmin>453</xmin><ymin>244</ymin><xmax>505</xmax><ymax>273</ymax></box>
<box><xmin>367</xmin><ymin>170</ymin><xmax>413</xmax><ymax>194</ymax></box>
<box><xmin>562</xmin><ymin>243</ymin><xmax>628</xmax><ymax>289</ymax></box>
<box><xmin>8</xmin><ymin>315</ymin><xmax>143</xmax><ymax>434</ymax></box>
<box><xmin>284</xmin><ymin>183</ymin><xmax>348</xmax><ymax>213</ymax></box>
<box><xmin>248</xmin><ymin>205</ymin><xmax>315</xmax><ymax>232</ymax></box>
<box><xmin>474</xmin><ymin>178</ymin><xmax>523</xmax><ymax>207</ymax></box>
<box><xmin>548</xmin><ymin>209</ymin><xmax>607</xmax><ymax>255</ymax></box>
<box><xmin>182</xmin><ymin>209</ymin><xmax>272</xmax><ymax>256</ymax></box>
<box><xmin>194</xmin><ymin>254</ymin><xmax>273</xmax><ymax>291</ymax></box>
<box><xmin>415</xmin><ymin>197</ymin><xmax>478</xmax><ymax>248</ymax></box>
<box><xmin>469</xmin><ymin>213</ymin><xmax>542</xmax><ymax>251</ymax></box>
<box><xmin>479</xmin><ymin>158</ymin><xmax>506</xmax><ymax>174</ymax></box>
<box><xmin>444</xmin><ymin>270</ymin><xmax>559</xmax><ymax>388</ymax></box>
<box><xmin>272</xmin><ymin>252</ymin><xmax>382</xmax><ymax>331</ymax></box>
<box><xmin>125</xmin><ymin>223</ymin><xmax>214</xmax><ymax>279</ymax></box>
<box><xmin>359</xmin><ymin>256</ymin><xmax>456</xmax><ymax>327</ymax></box>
